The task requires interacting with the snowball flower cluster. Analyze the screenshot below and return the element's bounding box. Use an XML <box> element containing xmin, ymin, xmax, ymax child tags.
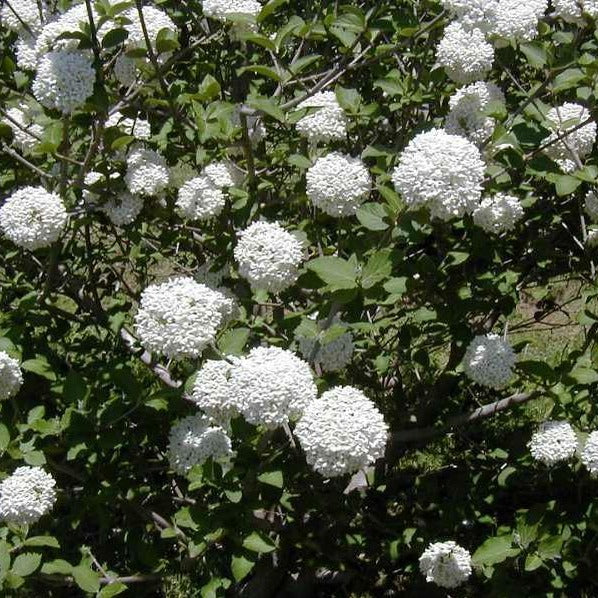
<box><xmin>1</xmin><ymin>0</ymin><xmax>47</xmax><ymax>33</ymax></box>
<box><xmin>463</xmin><ymin>333</ymin><xmax>515</xmax><ymax>389</ymax></box>
<box><xmin>100</xmin><ymin>192</ymin><xmax>144</xmax><ymax>227</ymax></box>
<box><xmin>488</xmin><ymin>0</ymin><xmax>541</xmax><ymax>42</ymax></box>
<box><xmin>553</xmin><ymin>0</ymin><xmax>598</xmax><ymax>22</ymax></box>
<box><xmin>392</xmin><ymin>129</ymin><xmax>485</xmax><ymax>221</ymax></box>
<box><xmin>306</xmin><ymin>153</ymin><xmax>372</xmax><ymax>217</ymax></box>
<box><xmin>529</xmin><ymin>420</ymin><xmax>578</xmax><ymax>465</ymax></box>
<box><xmin>191</xmin><ymin>359</ymin><xmax>240</xmax><ymax>421</ymax></box>
<box><xmin>134</xmin><ymin>277</ymin><xmax>235</xmax><ymax>359</ymax></box>
<box><xmin>35</xmin><ymin>3</ymin><xmax>98</xmax><ymax>55</ymax></box>
<box><xmin>439</xmin><ymin>0</ymin><xmax>497</xmax><ymax>31</ymax></box>
<box><xmin>419</xmin><ymin>541</ymin><xmax>472</xmax><ymax>589</ymax></box>
<box><xmin>202</xmin><ymin>0</ymin><xmax>262</xmax><ymax>23</ymax></box>
<box><xmin>168</xmin><ymin>414</ymin><xmax>233</xmax><ymax>474</ymax></box>
<box><xmin>2</xmin><ymin>106</ymin><xmax>43</xmax><ymax>153</ymax></box>
<box><xmin>295</xmin><ymin>91</ymin><xmax>348</xmax><ymax>143</ymax></box>
<box><xmin>445</xmin><ymin>81</ymin><xmax>505</xmax><ymax>146</ymax></box>
<box><xmin>543</xmin><ymin>103</ymin><xmax>596</xmax><ymax>173</ymax></box>
<box><xmin>0</xmin><ymin>186</ymin><xmax>68</xmax><ymax>250</ymax></box>
<box><xmin>234</xmin><ymin>221</ymin><xmax>303</xmax><ymax>292</ymax></box>
<box><xmin>230</xmin><ymin>346</ymin><xmax>316</xmax><ymax>429</ymax></box>
<box><xmin>32</xmin><ymin>51</ymin><xmax>95</xmax><ymax>114</ymax></box>
<box><xmin>204</xmin><ymin>161</ymin><xmax>242</xmax><ymax>189</ymax></box>
<box><xmin>472</xmin><ymin>193</ymin><xmax>524</xmax><ymax>234</ymax></box>
<box><xmin>436</xmin><ymin>22</ymin><xmax>494</xmax><ymax>84</ymax></box>
<box><xmin>581</xmin><ymin>431</ymin><xmax>598</xmax><ymax>476</ymax></box>
<box><xmin>296</xmin><ymin>316</ymin><xmax>354</xmax><ymax>372</ymax></box>
<box><xmin>586</xmin><ymin>191</ymin><xmax>598</xmax><ymax>222</ymax></box>
<box><xmin>106</xmin><ymin>112</ymin><xmax>151</xmax><ymax>141</ymax></box>
<box><xmin>122</xmin><ymin>6</ymin><xmax>178</xmax><ymax>53</ymax></box>
<box><xmin>15</xmin><ymin>36</ymin><xmax>38</xmax><ymax>71</ymax></box>
<box><xmin>0</xmin><ymin>466</ymin><xmax>57</xmax><ymax>525</ymax></box>
<box><xmin>125</xmin><ymin>145</ymin><xmax>170</xmax><ymax>196</ymax></box>
<box><xmin>176</xmin><ymin>175</ymin><xmax>225</xmax><ymax>221</ymax></box>
<box><xmin>0</xmin><ymin>351</ymin><xmax>23</xmax><ymax>401</ymax></box>
<box><xmin>295</xmin><ymin>386</ymin><xmax>388</xmax><ymax>477</ymax></box>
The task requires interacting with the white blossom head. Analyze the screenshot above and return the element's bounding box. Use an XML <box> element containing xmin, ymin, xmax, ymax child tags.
<box><xmin>436</xmin><ymin>22</ymin><xmax>494</xmax><ymax>84</ymax></box>
<box><xmin>472</xmin><ymin>193</ymin><xmax>524</xmax><ymax>234</ymax></box>
<box><xmin>125</xmin><ymin>145</ymin><xmax>170</xmax><ymax>196</ymax></box>
<box><xmin>439</xmin><ymin>0</ymin><xmax>498</xmax><ymax>31</ymax></box>
<box><xmin>176</xmin><ymin>175</ymin><xmax>225</xmax><ymax>221</ymax></box>
<box><xmin>230</xmin><ymin>346</ymin><xmax>317</xmax><ymax>429</ymax></box>
<box><xmin>296</xmin><ymin>316</ymin><xmax>354</xmax><ymax>373</ymax></box>
<box><xmin>122</xmin><ymin>6</ymin><xmax>178</xmax><ymax>53</ymax></box>
<box><xmin>191</xmin><ymin>359</ymin><xmax>240</xmax><ymax>421</ymax></box>
<box><xmin>306</xmin><ymin>152</ymin><xmax>372</xmax><ymax>217</ymax></box>
<box><xmin>32</xmin><ymin>51</ymin><xmax>95</xmax><ymax>114</ymax></box>
<box><xmin>106</xmin><ymin>112</ymin><xmax>151</xmax><ymax>141</ymax></box>
<box><xmin>2</xmin><ymin>106</ymin><xmax>43</xmax><ymax>153</ymax></box>
<box><xmin>113</xmin><ymin>54</ymin><xmax>137</xmax><ymax>87</ymax></box>
<box><xmin>15</xmin><ymin>35</ymin><xmax>39</xmax><ymax>71</ymax></box>
<box><xmin>586</xmin><ymin>191</ymin><xmax>598</xmax><ymax>223</ymax></box>
<box><xmin>1</xmin><ymin>0</ymin><xmax>48</xmax><ymax>34</ymax></box>
<box><xmin>0</xmin><ymin>351</ymin><xmax>23</xmax><ymax>401</ymax></box>
<box><xmin>462</xmin><ymin>333</ymin><xmax>515</xmax><ymax>389</ymax></box>
<box><xmin>391</xmin><ymin>129</ymin><xmax>485</xmax><ymax>221</ymax></box>
<box><xmin>234</xmin><ymin>221</ymin><xmax>303</xmax><ymax>293</ymax></box>
<box><xmin>0</xmin><ymin>186</ymin><xmax>68</xmax><ymax>250</ymax></box>
<box><xmin>0</xmin><ymin>466</ymin><xmax>57</xmax><ymax>525</ymax></box>
<box><xmin>529</xmin><ymin>420</ymin><xmax>578</xmax><ymax>465</ymax></box>
<box><xmin>100</xmin><ymin>192</ymin><xmax>144</xmax><ymax>227</ymax></box>
<box><xmin>581</xmin><ymin>431</ymin><xmax>598</xmax><ymax>476</ymax></box>
<box><xmin>445</xmin><ymin>81</ymin><xmax>505</xmax><ymax>146</ymax></box>
<box><xmin>419</xmin><ymin>541</ymin><xmax>472</xmax><ymax>589</ymax></box>
<box><xmin>134</xmin><ymin>277</ymin><xmax>235</xmax><ymax>360</ymax></box>
<box><xmin>168</xmin><ymin>414</ymin><xmax>233</xmax><ymax>474</ymax></box>
<box><xmin>553</xmin><ymin>0</ymin><xmax>598</xmax><ymax>22</ymax></box>
<box><xmin>488</xmin><ymin>0</ymin><xmax>540</xmax><ymax>42</ymax></box>
<box><xmin>295</xmin><ymin>91</ymin><xmax>348</xmax><ymax>143</ymax></box>
<box><xmin>204</xmin><ymin>161</ymin><xmax>242</xmax><ymax>189</ymax></box>
<box><xmin>295</xmin><ymin>386</ymin><xmax>388</xmax><ymax>478</ymax></box>
<box><xmin>202</xmin><ymin>0</ymin><xmax>262</xmax><ymax>25</ymax></box>
<box><xmin>543</xmin><ymin>103</ymin><xmax>596</xmax><ymax>172</ymax></box>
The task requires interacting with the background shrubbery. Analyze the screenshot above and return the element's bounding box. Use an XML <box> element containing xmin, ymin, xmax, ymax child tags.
<box><xmin>2</xmin><ymin>0</ymin><xmax>598</xmax><ymax>595</ymax></box>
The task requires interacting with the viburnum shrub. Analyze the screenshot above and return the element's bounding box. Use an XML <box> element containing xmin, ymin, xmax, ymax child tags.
<box><xmin>3</xmin><ymin>0</ymin><xmax>598</xmax><ymax>595</ymax></box>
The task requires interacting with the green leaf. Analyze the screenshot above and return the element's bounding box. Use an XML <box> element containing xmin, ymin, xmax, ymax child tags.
<box><xmin>72</xmin><ymin>564</ymin><xmax>101</xmax><ymax>593</ymax></box>
<box><xmin>238</xmin><ymin>65</ymin><xmax>281</xmax><ymax>82</ymax></box>
<box><xmin>566</xmin><ymin>366</ymin><xmax>598</xmax><ymax>385</ymax></box>
<box><xmin>242</xmin><ymin>532</ymin><xmax>277</xmax><ymax>553</ymax></box>
<box><xmin>155</xmin><ymin>28</ymin><xmax>180</xmax><ymax>54</ymax></box>
<box><xmin>520</xmin><ymin>43</ymin><xmax>547</xmax><ymax>68</ymax></box>
<box><xmin>21</xmin><ymin>356</ymin><xmax>56</xmax><ymax>381</ymax></box>
<box><xmin>99</xmin><ymin>582</ymin><xmax>128</xmax><ymax>597</ymax></box>
<box><xmin>472</xmin><ymin>535</ymin><xmax>520</xmax><ymax>566</ymax></box>
<box><xmin>383</xmin><ymin>277</ymin><xmax>408</xmax><ymax>297</ymax></box>
<box><xmin>24</xmin><ymin>536</ymin><xmax>60</xmax><ymax>548</ymax></box>
<box><xmin>361</xmin><ymin>250</ymin><xmax>392</xmax><ymax>289</ymax></box>
<box><xmin>0</xmin><ymin>542</ymin><xmax>10</xmax><ymax>582</ymax></box>
<box><xmin>335</xmin><ymin>86</ymin><xmax>361</xmax><ymax>112</ymax></box>
<box><xmin>101</xmin><ymin>28</ymin><xmax>129</xmax><ymax>48</ymax></box>
<box><xmin>231</xmin><ymin>554</ymin><xmax>255</xmax><ymax>582</ymax></box>
<box><xmin>11</xmin><ymin>553</ymin><xmax>41</xmax><ymax>577</ymax></box>
<box><xmin>247</xmin><ymin>97</ymin><xmax>285</xmax><ymax>122</ymax></box>
<box><xmin>306</xmin><ymin>256</ymin><xmax>358</xmax><ymax>291</ymax></box>
<box><xmin>41</xmin><ymin>559</ymin><xmax>73</xmax><ymax>575</ymax></box>
<box><xmin>196</xmin><ymin>74</ymin><xmax>221</xmax><ymax>102</ymax></box>
<box><xmin>218</xmin><ymin>328</ymin><xmax>250</xmax><ymax>355</ymax></box>
<box><xmin>356</xmin><ymin>203</ymin><xmax>389</xmax><ymax>231</ymax></box>
<box><xmin>111</xmin><ymin>135</ymin><xmax>135</xmax><ymax>151</ymax></box>
<box><xmin>0</xmin><ymin>424</ymin><xmax>9</xmax><ymax>454</ymax></box>
<box><xmin>525</xmin><ymin>554</ymin><xmax>543</xmax><ymax>571</ymax></box>
<box><xmin>257</xmin><ymin>470</ymin><xmax>283</xmax><ymax>488</ymax></box>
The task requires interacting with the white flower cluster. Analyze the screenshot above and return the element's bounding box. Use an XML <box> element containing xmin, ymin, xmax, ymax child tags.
<box><xmin>436</xmin><ymin>22</ymin><xmax>494</xmax><ymax>84</ymax></box>
<box><xmin>392</xmin><ymin>129</ymin><xmax>485</xmax><ymax>221</ymax></box>
<box><xmin>296</xmin><ymin>316</ymin><xmax>354</xmax><ymax>373</ymax></box>
<box><xmin>0</xmin><ymin>351</ymin><xmax>23</xmax><ymax>401</ymax></box>
<box><xmin>176</xmin><ymin>175</ymin><xmax>225</xmax><ymax>221</ymax></box>
<box><xmin>100</xmin><ymin>192</ymin><xmax>144</xmax><ymax>227</ymax></box>
<box><xmin>553</xmin><ymin>0</ymin><xmax>598</xmax><ymax>22</ymax></box>
<box><xmin>543</xmin><ymin>103</ymin><xmax>597</xmax><ymax>173</ymax></box>
<box><xmin>202</xmin><ymin>0</ymin><xmax>262</xmax><ymax>22</ymax></box>
<box><xmin>306</xmin><ymin>152</ymin><xmax>372</xmax><ymax>217</ymax></box>
<box><xmin>295</xmin><ymin>91</ymin><xmax>348</xmax><ymax>143</ymax></box>
<box><xmin>489</xmin><ymin>0</ymin><xmax>542</xmax><ymax>43</ymax></box>
<box><xmin>440</xmin><ymin>0</ymin><xmax>496</xmax><ymax>31</ymax></box>
<box><xmin>2</xmin><ymin>106</ymin><xmax>43</xmax><ymax>153</ymax></box>
<box><xmin>15</xmin><ymin>36</ymin><xmax>39</xmax><ymax>70</ymax></box>
<box><xmin>121</xmin><ymin>6</ymin><xmax>178</xmax><ymax>53</ymax></box>
<box><xmin>473</xmin><ymin>193</ymin><xmax>524</xmax><ymax>234</ymax></box>
<box><xmin>204</xmin><ymin>160</ymin><xmax>242</xmax><ymax>189</ymax></box>
<box><xmin>234</xmin><ymin>221</ymin><xmax>304</xmax><ymax>292</ymax></box>
<box><xmin>585</xmin><ymin>191</ymin><xmax>598</xmax><ymax>222</ymax></box>
<box><xmin>125</xmin><ymin>145</ymin><xmax>170</xmax><ymax>196</ymax></box>
<box><xmin>1</xmin><ymin>0</ymin><xmax>47</xmax><ymax>33</ymax></box>
<box><xmin>0</xmin><ymin>186</ymin><xmax>68</xmax><ymax>250</ymax></box>
<box><xmin>419</xmin><ymin>541</ymin><xmax>473</xmax><ymax>589</ymax></box>
<box><xmin>106</xmin><ymin>112</ymin><xmax>151</xmax><ymax>141</ymax></box>
<box><xmin>295</xmin><ymin>386</ymin><xmax>388</xmax><ymax>478</ymax></box>
<box><xmin>168</xmin><ymin>414</ymin><xmax>233</xmax><ymax>474</ymax></box>
<box><xmin>462</xmin><ymin>333</ymin><xmax>515</xmax><ymax>389</ymax></box>
<box><xmin>0</xmin><ymin>466</ymin><xmax>57</xmax><ymax>525</ymax></box>
<box><xmin>529</xmin><ymin>420</ymin><xmax>577</xmax><ymax>465</ymax></box>
<box><xmin>113</xmin><ymin>54</ymin><xmax>137</xmax><ymax>87</ymax></box>
<box><xmin>445</xmin><ymin>81</ymin><xmax>505</xmax><ymax>146</ymax></box>
<box><xmin>32</xmin><ymin>51</ymin><xmax>95</xmax><ymax>114</ymax></box>
<box><xmin>35</xmin><ymin>3</ymin><xmax>97</xmax><ymax>56</ymax></box>
<box><xmin>192</xmin><ymin>347</ymin><xmax>316</xmax><ymax>429</ymax></box>
<box><xmin>134</xmin><ymin>277</ymin><xmax>235</xmax><ymax>359</ymax></box>
<box><xmin>581</xmin><ymin>431</ymin><xmax>598</xmax><ymax>476</ymax></box>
